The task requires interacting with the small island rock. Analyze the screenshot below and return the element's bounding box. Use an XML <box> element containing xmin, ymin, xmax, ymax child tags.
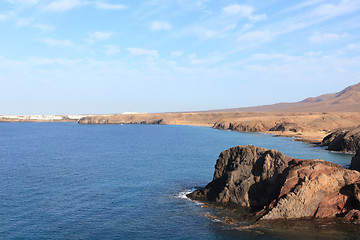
<box><xmin>187</xmin><ymin>145</ymin><xmax>360</xmax><ymax>221</ymax></box>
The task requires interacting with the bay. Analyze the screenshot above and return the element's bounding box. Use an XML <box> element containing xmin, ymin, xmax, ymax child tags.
<box><xmin>0</xmin><ymin>123</ymin><xmax>357</xmax><ymax>239</ymax></box>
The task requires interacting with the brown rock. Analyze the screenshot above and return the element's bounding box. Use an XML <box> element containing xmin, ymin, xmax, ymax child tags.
<box><xmin>344</xmin><ymin>209</ymin><xmax>360</xmax><ymax>221</ymax></box>
<box><xmin>321</xmin><ymin>127</ymin><xmax>360</xmax><ymax>153</ymax></box>
<box><xmin>187</xmin><ymin>145</ymin><xmax>360</xmax><ymax>221</ymax></box>
<box><xmin>350</xmin><ymin>149</ymin><xmax>360</xmax><ymax>171</ymax></box>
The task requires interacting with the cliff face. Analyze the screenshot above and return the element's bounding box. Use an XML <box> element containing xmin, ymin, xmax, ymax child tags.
<box><xmin>321</xmin><ymin>127</ymin><xmax>360</xmax><ymax>153</ymax></box>
<box><xmin>187</xmin><ymin>145</ymin><xmax>360</xmax><ymax>221</ymax></box>
<box><xmin>350</xmin><ymin>150</ymin><xmax>360</xmax><ymax>171</ymax></box>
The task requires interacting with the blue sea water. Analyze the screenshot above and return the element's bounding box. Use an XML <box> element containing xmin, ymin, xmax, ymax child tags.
<box><xmin>0</xmin><ymin>122</ymin><xmax>358</xmax><ymax>240</ymax></box>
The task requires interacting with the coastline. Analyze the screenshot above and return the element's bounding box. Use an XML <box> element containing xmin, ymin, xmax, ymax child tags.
<box><xmin>77</xmin><ymin>111</ymin><xmax>360</xmax><ymax>150</ymax></box>
<box><xmin>1</xmin><ymin>111</ymin><xmax>359</xmax><ymax>151</ymax></box>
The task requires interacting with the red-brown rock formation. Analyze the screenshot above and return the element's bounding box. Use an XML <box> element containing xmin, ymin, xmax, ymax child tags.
<box><xmin>187</xmin><ymin>145</ymin><xmax>360</xmax><ymax>221</ymax></box>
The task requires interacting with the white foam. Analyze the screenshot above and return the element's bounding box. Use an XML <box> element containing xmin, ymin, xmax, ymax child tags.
<box><xmin>176</xmin><ymin>188</ymin><xmax>196</xmax><ymax>199</ymax></box>
<box><xmin>175</xmin><ymin>188</ymin><xmax>196</xmax><ymax>199</ymax></box>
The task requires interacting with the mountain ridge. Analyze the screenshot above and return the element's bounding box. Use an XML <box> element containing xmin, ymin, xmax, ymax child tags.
<box><xmin>211</xmin><ymin>82</ymin><xmax>360</xmax><ymax>112</ymax></box>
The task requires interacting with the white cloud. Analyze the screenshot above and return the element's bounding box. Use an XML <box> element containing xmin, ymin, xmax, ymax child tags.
<box><xmin>183</xmin><ymin>26</ymin><xmax>222</xmax><ymax>39</ymax></box>
<box><xmin>191</xmin><ymin>56</ymin><xmax>222</xmax><ymax>65</ymax></box>
<box><xmin>38</xmin><ymin>38</ymin><xmax>73</xmax><ymax>47</ymax></box>
<box><xmin>223</xmin><ymin>4</ymin><xmax>253</xmax><ymax>16</ymax></box>
<box><xmin>222</xmin><ymin>4</ymin><xmax>267</xmax><ymax>21</ymax></box>
<box><xmin>171</xmin><ymin>51</ymin><xmax>183</xmax><ymax>57</ymax></box>
<box><xmin>241</xmin><ymin>23</ymin><xmax>252</xmax><ymax>31</ymax></box>
<box><xmin>249</xmin><ymin>14</ymin><xmax>267</xmax><ymax>22</ymax></box>
<box><xmin>281</xmin><ymin>0</ymin><xmax>326</xmax><ymax>13</ymax></box>
<box><xmin>42</xmin><ymin>0</ymin><xmax>82</xmax><ymax>12</ymax></box>
<box><xmin>0</xmin><ymin>14</ymin><xmax>7</xmax><ymax>21</ymax></box>
<box><xmin>305</xmin><ymin>51</ymin><xmax>323</xmax><ymax>56</ymax></box>
<box><xmin>6</xmin><ymin>0</ymin><xmax>39</xmax><ymax>5</ymax></box>
<box><xmin>88</xmin><ymin>31</ymin><xmax>114</xmax><ymax>42</ymax></box>
<box><xmin>310</xmin><ymin>0</ymin><xmax>360</xmax><ymax>19</ymax></box>
<box><xmin>249</xmin><ymin>53</ymin><xmax>299</xmax><ymax>62</ymax></box>
<box><xmin>28</xmin><ymin>57</ymin><xmax>81</xmax><ymax>66</ymax></box>
<box><xmin>16</xmin><ymin>17</ymin><xmax>33</xmax><ymax>27</ymax></box>
<box><xmin>238</xmin><ymin>30</ymin><xmax>273</xmax><ymax>43</ymax></box>
<box><xmin>309</xmin><ymin>32</ymin><xmax>349</xmax><ymax>43</ymax></box>
<box><xmin>127</xmin><ymin>48</ymin><xmax>158</xmax><ymax>58</ymax></box>
<box><xmin>151</xmin><ymin>21</ymin><xmax>172</xmax><ymax>31</ymax></box>
<box><xmin>347</xmin><ymin>43</ymin><xmax>360</xmax><ymax>51</ymax></box>
<box><xmin>95</xmin><ymin>2</ymin><xmax>127</xmax><ymax>10</ymax></box>
<box><xmin>104</xmin><ymin>45</ymin><xmax>120</xmax><ymax>56</ymax></box>
<box><xmin>33</xmin><ymin>24</ymin><xmax>55</xmax><ymax>31</ymax></box>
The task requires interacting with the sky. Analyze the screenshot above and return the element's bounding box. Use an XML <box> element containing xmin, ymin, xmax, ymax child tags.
<box><xmin>0</xmin><ymin>0</ymin><xmax>359</xmax><ymax>115</ymax></box>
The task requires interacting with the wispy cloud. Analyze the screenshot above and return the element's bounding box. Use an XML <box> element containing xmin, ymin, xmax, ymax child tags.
<box><xmin>42</xmin><ymin>0</ymin><xmax>83</xmax><ymax>12</ymax></box>
<box><xmin>238</xmin><ymin>30</ymin><xmax>274</xmax><ymax>43</ymax></box>
<box><xmin>6</xmin><ymin>0</ymin><xmax>40</xmax><ymax>5</ymax></box>
<box><xmin>222</xmin><ymin>4</ymin><xmax>267</xmax><ymax>21</ymax></box>
<box><xmin>171</xmin><ymin>51</ymin><xmax>183</xmax><ymax>57</ymax></box>
<box><xmin>127</xmin><ymin>48</ymin><xmax>159</xmax><ymax>58</ymax></box>
<box><xmin>347</xmin><ymin>43</ymin><xmax>360</xmax><ymax>51</ymax></box>
<box><xmin>309</xmin><ymin>32</ymin><xmax>349</xmax><ymax>43</ymax></box>
<box><xmin>38</xmin><ymin>38</ymin><xmax>73</xmax><ymax>47</ymax></box>
<box><xmin>150</xmin><ymin>21</ymin><xmax>172</xmax><ymax>31</ymax></box>
<box><xmin>281</xmin><ymin>0</ymin><xmax>326</xmax><ymax>14</ymax></box>
<box><xmin>310</xmin><ymin>0</ymin><xmax>360</xmax><ymax>19</ymax></box>
<box><xmin>0</xmin><ymin>14</ymin><xmax>7</xmax><ymax>21</ymax></box>
<box><xmin>248</xmin><ymin>53</ymin><xmax>299</xmax><ymax>62</ymax></box>
<box><xmin>87</xmin><ymin>31</ymin><xmax>114</xmax><ymax>43</ymax></box>
<box><xmin>104</xmin><ymin>45</ymin><xmax>120</xmax><ymax>56</ymax></box>
<box><xmin>179</xmin><ymin>25</ymin><xmax>223</xmax><ymax>39</ymax></box>
<box><xmin>33</xmin><ymin>23</ymin><xmax>55</xmax><ymax>31</ymax></box>
<box><xmin>190</xmin><ymin>55</ymin><xmax>222</xmax><ymax>65</ymax></box>
<box><xmin>28</xmin><ymin>57</ymin><xmax>81</xmax><ymax>66</ymax></box>
<box><xmin>16</xmin><ymin>17</ymin><xmax>33</xmax><ymax>27</ymax></box>
<box><xmin>95</xmin><ymin>1</ymin><xmax>127</xmax><ymax>10</ymax></box>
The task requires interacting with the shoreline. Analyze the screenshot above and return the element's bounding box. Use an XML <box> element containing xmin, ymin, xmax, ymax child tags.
<box><xmin>1</xmin><ymin>111</ymin><xmax>359</xmax><ymax>153</ymax></box>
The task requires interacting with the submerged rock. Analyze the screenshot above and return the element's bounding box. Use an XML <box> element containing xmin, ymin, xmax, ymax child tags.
<box><xmin>187</xmin><ymin>145</ymin><xmax>360</xmax><ymax>221</ymax></box>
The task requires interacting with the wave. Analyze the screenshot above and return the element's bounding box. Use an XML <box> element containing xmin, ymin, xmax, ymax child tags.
<box><xmin>173</xmin><ymin>188</ymin><xmax>197</xmax><ymax>200</ymax></box>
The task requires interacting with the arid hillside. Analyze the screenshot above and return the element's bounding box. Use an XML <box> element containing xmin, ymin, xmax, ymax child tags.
<box><xmin>79</xmin><ymin>112</ymin><xmax>360</xmax><ymax>144</ymax></box>
<box><xmin>212</xmin><ymin>82</ymin><xmax>360</xmax><ymax>112</ymax></box>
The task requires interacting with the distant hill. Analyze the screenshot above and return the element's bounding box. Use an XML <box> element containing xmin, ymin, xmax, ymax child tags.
<box><xmin>213</xmin><ymin>82</ymin><xmax>360</xmax><ymax>112</ymax></box>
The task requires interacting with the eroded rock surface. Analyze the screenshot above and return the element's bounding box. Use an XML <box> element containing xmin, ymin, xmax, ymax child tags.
<box><xmin>350</xmin><ymin>149</ymin><xmax>360</xmax><ymax>171</ymax></box>
<box><xmin>187</xmin><ymin>145</ymin><xmax>360</xmax><ymax>221</ymax></box>
<box><xmin>321</xmin><ymin>127</ymin><xmax>360</xmax><ymax>153</ymax></box>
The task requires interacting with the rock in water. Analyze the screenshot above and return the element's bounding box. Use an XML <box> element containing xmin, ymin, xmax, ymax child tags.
<box><xmin>187</xmin><ymin>145</ymin><xmax>360</xmax><ymax>221</ymax></box>
<box><xmin>350</xmin><ymin>149</ymin><xmax>360</xmax><ymax>171</ymax></box>
<box><xmin>321</xmin><ymin>127</ymin><xmax>360</xmax><ymax>153</ymax></box>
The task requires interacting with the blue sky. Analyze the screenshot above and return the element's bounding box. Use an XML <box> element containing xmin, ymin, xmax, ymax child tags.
<box><xmin>0</xmin><ymin>0</ymin><xmax>359</xmax><ymax>114</ymax></box>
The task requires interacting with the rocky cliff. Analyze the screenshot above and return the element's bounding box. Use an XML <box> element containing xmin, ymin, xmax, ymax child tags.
<box><xmin>350</xmin><ymin>150</ymin><xmax>360</xmax><ymax>171</ymax></box>
<box><xmin>187</xmin><ymin>145</ymin><xmax>360</xmax><ymax>221</ymax></box>
<box><xmin>321</xmin><ymin>127</ymin><xmax>360</xmax><ymax>153</ymax></box>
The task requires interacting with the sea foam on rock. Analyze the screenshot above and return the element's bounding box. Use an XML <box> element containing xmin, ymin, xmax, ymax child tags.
<box><xmin>187</xmin><ymin>145</ymin><xmax>360</xmax><ymax>221</ymax></box>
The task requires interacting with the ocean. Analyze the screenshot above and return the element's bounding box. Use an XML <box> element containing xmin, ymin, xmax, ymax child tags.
<box><xmin>0</xmin><ymin>122</ymin><xmax>358</xmax><ymax>240</ymax></box>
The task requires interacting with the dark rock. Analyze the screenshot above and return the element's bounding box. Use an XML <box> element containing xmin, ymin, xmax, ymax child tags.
<box><xmin>350</xmin><ymin>149</ymin><xmax>360</xmax><ymax>171</ymax></box>
<box><xmin>321</xmin><ymin>127</ymin><xmax>360</xmax><ymax>153</ymax></box>
<box><xmin>187</xmin><ymin>145</ymin><xmax>360</xmax><ymax>221</ymax></box>
<box><xmin>213</xmin><ymin>121</ymin><xmax>267</xmax><ymax>132</ymax></box>
<box><xmin>269</xmin><ymin>122</ymin><xmax>305</xmax><ymax>132</ymax></box>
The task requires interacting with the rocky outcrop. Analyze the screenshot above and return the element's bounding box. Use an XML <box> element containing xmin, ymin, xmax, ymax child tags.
<box><xmin>350</xmin><ymin>149</ymin><xmax>360</xmax><ymax>171</ymax></box>
<box><xmin>213</xmin><ymin>120</ymin><xmax>268</xmax><ymax>132</ymax></box>
<box><xmin>187</xmin><ymin>145</ymin><xmax>360</xmax><ymax>221</ymax></box>
<box><xmin>321</xmin><ymin>127</ymin><xmax>360</xmax><ymax>153</ymax></box>
<box><xmin>213</xmin><ymin>120</ymin><xmax>307</xmax><ymax>133</ymax></box>
<box><xmin>78</xmin><ymin>116</ymin><xmax>166</xmax><ymax>125</ymax></box>
<box><xmin>269</xmin><ymin>122</ymin><xmax>306</xmax><ymax>132</ymax></box>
